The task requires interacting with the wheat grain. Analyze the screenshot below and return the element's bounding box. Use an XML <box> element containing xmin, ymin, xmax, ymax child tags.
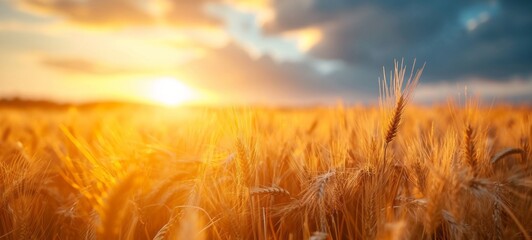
<box><xmin>464</xmin><ymin>124</ymin><xmax>477</xmax><ymax>171</ymax></box>
<box><xmin>385</xmin><ymin>96</ymin><xmax>405</xmax><ymax>146</ymax></box>
<box><xmin>249</xmin><ymin>186</ymin><xmax>290</xmax><ymax>197</ymax></box>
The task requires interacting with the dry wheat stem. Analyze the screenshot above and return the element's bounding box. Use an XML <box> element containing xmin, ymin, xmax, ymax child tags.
<box><xmin>491</xmin><ymin>148</ymin><xmax>525</xmax><ymax>164</ymax></box>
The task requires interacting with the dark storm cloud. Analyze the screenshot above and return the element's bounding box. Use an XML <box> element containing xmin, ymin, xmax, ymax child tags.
<box><xmin>267</xmin><ymin>0</ymin><xmax>532</xmax><ymax>82</ymax></box>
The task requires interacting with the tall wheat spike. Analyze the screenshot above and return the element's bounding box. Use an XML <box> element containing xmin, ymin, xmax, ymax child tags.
<box><xmin>464</xmin><ymin>124</ymin><xmax>477</xmax><ymax>170</ymax></box>
<box><xmin>380</xmin><ymin>59</ymin><xmax>424</xmax><ymax>164</ymax></box>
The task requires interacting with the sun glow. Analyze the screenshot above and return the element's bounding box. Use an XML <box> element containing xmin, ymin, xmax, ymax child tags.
<box><xmin>149</xmin><ymin>77</ymin><xmax>197</xmax><ymax>106</ymax></box>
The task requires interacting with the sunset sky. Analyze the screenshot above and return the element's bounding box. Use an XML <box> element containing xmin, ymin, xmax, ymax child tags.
<box><xmin>0</xmin><ymin>0</ymin><xmax>531</xmax><ymax>105</ymax></box>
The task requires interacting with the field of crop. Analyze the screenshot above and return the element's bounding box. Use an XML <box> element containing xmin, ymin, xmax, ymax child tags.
<box><xmin>0</xmin><ymin>68</ymin><xmax>530</xmax><ymax>239</ymax></box>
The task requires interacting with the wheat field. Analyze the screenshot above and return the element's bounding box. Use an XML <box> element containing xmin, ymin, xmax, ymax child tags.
<box><xmin>0</xmin><ymin>66</ymin><xmax>531</xmax><ymax>239</ymax></box>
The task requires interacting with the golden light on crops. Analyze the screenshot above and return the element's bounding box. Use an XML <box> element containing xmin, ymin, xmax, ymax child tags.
<box><xmin>148</xmin><ymin>77</ymin><xmax>197</xmax><ymax>106</ymax></box>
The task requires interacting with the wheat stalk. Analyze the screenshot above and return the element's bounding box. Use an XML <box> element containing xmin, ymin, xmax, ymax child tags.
<box><xmin>153</xmin><ymin>210</ymin><xmax>181</xmax><ymax>240</ymax></box>
<box><xmin>316</xmin><ymin>171</ymin><xmax>336</xmax><ymax>233</ymax></box>
<box><xmin>316</xmin><ymin>172</ymin><xmax>335</xmax><ymax>200</ymax></box>
<box><xmin>381</xmin><ymin>60</ymin><xmax>424</xmax><ymax>164</ymax></box>
<box><xmin>493</xmin><ymin>184</ymin><xmax>503</xmax><ymax>240</ymax></box>
<box><xmin>97</xmin><ymin>171</ymin><xmax>139</xmax><ymax>239</ymax></box>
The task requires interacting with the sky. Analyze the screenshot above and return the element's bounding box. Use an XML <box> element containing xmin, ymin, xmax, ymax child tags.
<box><xmin>0</xmin><ymin>0</ymin><xmax>531</xmax><ymax>105</ymax></box>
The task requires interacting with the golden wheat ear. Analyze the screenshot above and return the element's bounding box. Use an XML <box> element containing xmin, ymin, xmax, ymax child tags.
<box><xmin>380</xmin><ymin>59</ymin><xmax>425</xmax><ymax>164</ymax></box>
<box><xmin>97</xmin><ymin>170</ymin><xmax>139</xmax><ymax>239</ymax></box>
<box><xmin>249</xmin><ymin>186</ymin><xmax>291</xmax><ymax>197</ymax></box>
<box><xmin>464</xmin><ymin>124</ymin><xmax>477</xmax><ymax>170</ymax></box>
<box><xmin>153</xmin><ymin>209</ymin><xmax>181</xmax><ymax>240</ymax></box>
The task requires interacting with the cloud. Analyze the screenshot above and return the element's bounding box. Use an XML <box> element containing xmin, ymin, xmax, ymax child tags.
<box><xmin>0</xmin><ymin>20</ymin><xmax>52</xmax><ymax>34</ymax></box>
<box><xmin>18</xmin><ymin>0</ymin><xmax>154</xmax><ymax>28</ymax></box>
<box><xmin>264</xmin><ymin>0</ymin><xmax>532</xmax><ymax>82</ymax></box>
<box><xmin>175</xmin><ymin>43</ymin><xmax>375</xmax><ymax>104</ymax></box>
<box><xmin>16</xmin><ymin>0</ymin><xmax>226</xmax><ymax>28</ymax></box>
<box><xmin>41</xmin><ymin>56</ymin><xmax>141</xmax><ymax>75</ymax></box>
<box><xmin>163</xmin><ymin>0</ymin><xmax>221</xmax><ymax>27</ymax></box>
<box><xmin>415</xmin><ymin>77</ymin><xmax>532</xmax><ymax>104</ymax></box>
<box><xmin>11</xmin><ymin>0</ymin><xmax>273</xmax><ymax>46</ymax></box>
<box><xmin>175</xmin><ymin>43</ymin><xmax>531</xmax><ymax>105</ymax></box>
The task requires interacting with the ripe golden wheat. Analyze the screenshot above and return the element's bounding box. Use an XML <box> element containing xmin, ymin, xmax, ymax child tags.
<box><xmin>0</xmin><ymin>62</ymin><xmax>530</xmax><ymax>239</ymax></box>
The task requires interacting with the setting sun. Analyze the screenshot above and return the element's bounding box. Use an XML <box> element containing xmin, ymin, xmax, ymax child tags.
<box><xmin>149</xmin><ymin>78</ymin><xmax>197</xmax><ymax>106</ymax></box>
